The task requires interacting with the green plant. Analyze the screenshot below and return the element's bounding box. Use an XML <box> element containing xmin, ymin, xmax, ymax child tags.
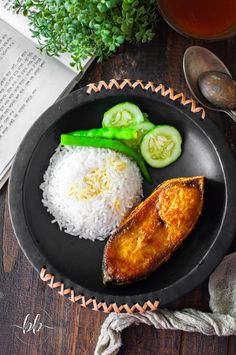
<box><xmin>14</xmin><ymin>0</ymin><xmax>158</xmax><ymax>69</ymax></box>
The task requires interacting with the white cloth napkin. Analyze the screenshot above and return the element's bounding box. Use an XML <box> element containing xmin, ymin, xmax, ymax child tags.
<box><xmin>95</xmin><ymin>252</ymin><xmax>236</xmax><ymax>355</ymax></box>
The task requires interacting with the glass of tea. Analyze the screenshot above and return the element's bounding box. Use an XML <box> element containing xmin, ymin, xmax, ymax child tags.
<box><xmin>158</xmin><ymin>0</ymin><xmax>236</xmax><ymax>40</ymax></box>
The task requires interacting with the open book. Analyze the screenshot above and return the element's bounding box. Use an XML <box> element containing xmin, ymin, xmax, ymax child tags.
<box><xmin>0</xmin><ymin>0</ymin><xmax>93</xmax><ymax>188</ymax></box>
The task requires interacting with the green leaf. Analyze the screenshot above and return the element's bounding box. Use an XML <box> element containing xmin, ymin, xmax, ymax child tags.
<box><xmin>13</xmin><ymin>0</ymin><xmax>158</xmax><ymax>68</ymax></box>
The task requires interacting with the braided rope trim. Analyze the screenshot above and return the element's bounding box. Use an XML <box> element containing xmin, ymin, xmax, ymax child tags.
<box><xmin>40</xmin><ymin>267</ymin><xmax>159</xmax><ymax>313</ymax></box>
<box><xmin>86</xmin><ymin>79</ymin><xmax>206</xmax><ymax>119</ymax></box>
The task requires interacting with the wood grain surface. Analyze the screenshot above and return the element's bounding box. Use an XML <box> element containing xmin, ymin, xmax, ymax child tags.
<box><xmin>0</xmin><ymin>17</ymin><xmax>236</xmax><ymax>355</ymax></box>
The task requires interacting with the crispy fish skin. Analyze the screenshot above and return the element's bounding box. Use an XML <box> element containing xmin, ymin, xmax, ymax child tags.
<box><xmin>103</xmin><ymin>176</ymin><xmax>204</xmax><ymax>285</ymax></box>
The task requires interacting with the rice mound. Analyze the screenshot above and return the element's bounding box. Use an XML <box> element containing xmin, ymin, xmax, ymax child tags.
<box><xmin>40</xmin><ymin>146</ymin><xmax>143</xmax><ymax>241</ymax></box>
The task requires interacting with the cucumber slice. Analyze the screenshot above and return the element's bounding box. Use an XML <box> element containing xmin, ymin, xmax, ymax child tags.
<box><xmin>142</xmin><ymin>112</ymin><xmax>149</xmax><ymax>120</ymax></box>
<box><xmin>132</xmin><ymin>121</ymin><xmax>155</xmax><ymax>131</ymax></box>
<box><xmin>124</xmin><ymin>120</ymin><xmax>155</xmax><ymax>149</ymax></box>
<box><xmin>102</xmin><ymin>102</ymin><xmax>144</xmax><ymax>128</ymax></box>
<box><xmin>140</xmin><ymin>125</ymin><xmax>182</xmax><ymax>168</ymax></box>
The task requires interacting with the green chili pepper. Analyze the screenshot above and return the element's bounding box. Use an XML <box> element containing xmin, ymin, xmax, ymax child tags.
<box><xmin>60</xmin><ymin>135</ymin><xmax>152</xmax><ymax>184</ymax></box>
<box><xmin>67</xmin><ymin>127</ymin><xmax>138</xmax><ymax>140</ymax></box>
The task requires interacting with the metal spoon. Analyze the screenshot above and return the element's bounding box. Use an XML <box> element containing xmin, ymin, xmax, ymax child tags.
<box><xmin>183</xmin><ymin>46</ymin><xmax>236</xmax><ymax>122</ymax></box>
<box><xmin>198</xmin><ymin>71</ymin><xmax>236</xmax><ymax>110</ymax></box>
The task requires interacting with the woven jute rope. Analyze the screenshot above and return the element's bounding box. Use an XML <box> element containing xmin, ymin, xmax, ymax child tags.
<box><xmin>40</xmin><ymin>267</ymin><xmax>159</xmax><ymax>313</ymax></box>
<box><xmin>86</xmin><ymin>79</ymin><xmax>205</xmax><ymax>119</ymax></box>
<box><xmin>39</xmin><ymin>79</ymin><xmax>205</xmax><ymax>313</ymax></box>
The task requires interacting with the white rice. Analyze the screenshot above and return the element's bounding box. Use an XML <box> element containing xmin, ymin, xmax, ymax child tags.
<box><xmin>40</xmin><ymin>146</ymin><xmax>143</xmax><ymax>241</ymax></box>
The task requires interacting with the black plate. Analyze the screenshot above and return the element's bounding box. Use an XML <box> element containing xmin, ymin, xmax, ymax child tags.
<box><xmin>9</xmin><ymin>81</ymin><xmax>236</xmax><ymax>307</ymax></box>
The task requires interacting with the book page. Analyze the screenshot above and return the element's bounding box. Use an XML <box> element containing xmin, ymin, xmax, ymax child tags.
<box><xmin>0</xmin><ymin>0</ymin><xmax>32</xmax><ymax>41</ymax></box>
<box><xmin>0</xmin><ymin>19</ymin><xmax>76</xmax><ymax>175</ymax></box>
<box><xmin>0</xmin><ymin>158</ymin><xmax>12</xmax><ymax>189</ymax></box>
<box><xmin>0</xmin><ymin>0</ymin><xmax>88</xmax><ymax>71</ymax></box>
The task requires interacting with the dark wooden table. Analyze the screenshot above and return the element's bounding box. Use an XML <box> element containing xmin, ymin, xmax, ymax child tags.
<box><xmin>0</xmin><ymin>18</ymin><xmax>236</xmax><ymax>355</ymax></box>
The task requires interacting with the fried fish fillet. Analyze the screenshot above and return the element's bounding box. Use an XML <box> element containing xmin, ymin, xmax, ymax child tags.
<box><xmin>103</xmin><ymin>176</ymin><xmax>204</xmax><ymax>285</ymax></box>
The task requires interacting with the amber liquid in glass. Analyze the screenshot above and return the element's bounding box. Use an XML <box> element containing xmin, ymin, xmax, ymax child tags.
<box><xmin>159</xmin><ymin>0</ymin><xmax>236</xmax><ymax>38</ymax></box>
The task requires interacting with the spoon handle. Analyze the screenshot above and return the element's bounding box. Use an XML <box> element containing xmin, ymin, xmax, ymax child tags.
<box><xmin>226</xmin><ymin>110</ymin><xmax>236</xmax><ymax>123</ymax></box>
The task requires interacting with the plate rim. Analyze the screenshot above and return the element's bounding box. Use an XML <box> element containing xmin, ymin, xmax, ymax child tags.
<box><xmin>8</xmin><ymin>79</ymin><xmax>236</xmax><ymax>310</ymax></box>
